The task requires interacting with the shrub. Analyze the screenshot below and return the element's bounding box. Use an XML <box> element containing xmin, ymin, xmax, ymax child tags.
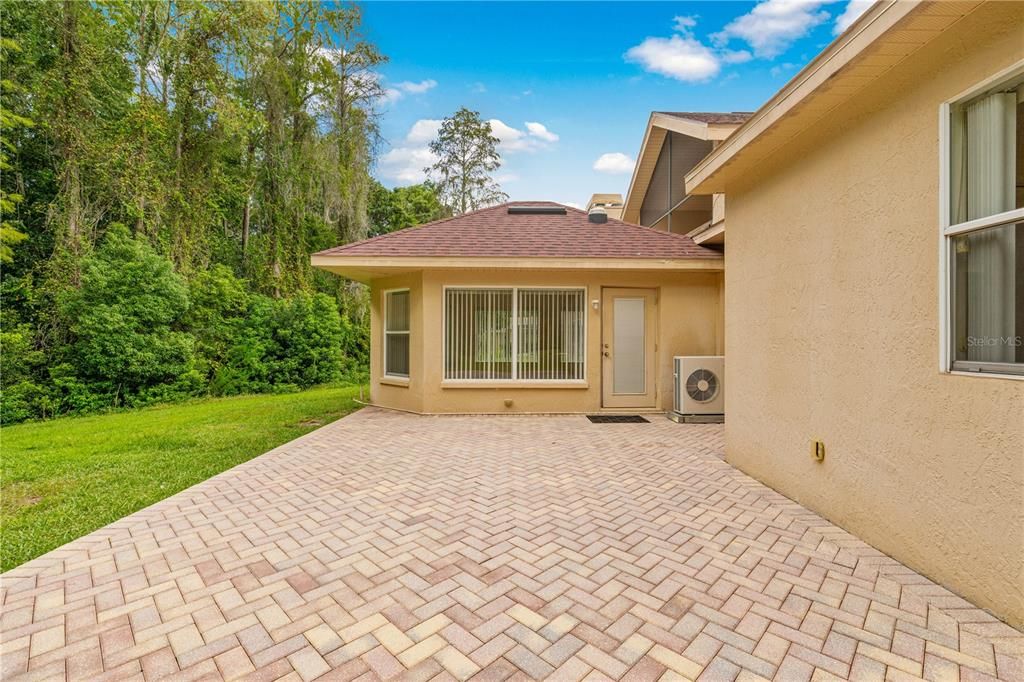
<box><xmin>268</xmin><ymin>292</ymin><xmax>346</xmax><ymax>386</ymax></box>
<box><xmin>58</xmin><ymin>224</ymin><xmax>198</xmax><ymax>408</ymax></box>
<box><xmin>184</xmin><ymin>264</ymin><xmax>251</xmax><ymax>385</ymax></box>
<box><xmin>0</xmin><ymin>379</ymin><xmax>49</xmax><ymax>422</ymax></box>
<box><xmin>224</xmin><ymin>292</ymin><xmax>346</xmax><ymax>393</ymax></box>
<box><xmin>1</xmin><ymin>227</ymin><xmax>368</xmax><ymax>423</ymax></box>
<box><xmin>0</xmin><ymin>322</ymin><xmax>55</xmax><ymax>422</ymax></box>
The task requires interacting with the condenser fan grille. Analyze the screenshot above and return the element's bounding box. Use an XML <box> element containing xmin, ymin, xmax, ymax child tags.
<box><xmin>685</xmin><ymin>368</ymin><xmax>719</xmax><ymax>403</ymax></box>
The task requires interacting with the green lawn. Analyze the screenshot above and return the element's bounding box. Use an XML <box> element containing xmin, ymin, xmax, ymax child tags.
<box><xmin>1</xmin><ymin>385</ymin><xmax>363</xmax><ymax>571</ymax></box>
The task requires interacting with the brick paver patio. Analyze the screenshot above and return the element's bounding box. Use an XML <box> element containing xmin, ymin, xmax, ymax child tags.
<box><xmin>2</xmin><ymin>408</ymin><xmax>1022</xmax><ymax>681</ymax></box>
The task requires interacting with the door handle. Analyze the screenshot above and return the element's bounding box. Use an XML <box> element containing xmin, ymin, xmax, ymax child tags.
<box><xmin>603</xmin><ymin>351</ymin><xmax>610</xmax><ymax>357</ymax></box>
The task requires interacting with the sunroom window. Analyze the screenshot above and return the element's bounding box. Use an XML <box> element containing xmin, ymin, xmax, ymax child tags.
<box><xmin>445</xmin><ymin>288</ymin><xmax>585</xmax><ymax>381</ymax></box>
<box><xmin>946</xmin><ymin>70</ymin><xmax>1024</xmax><ymax>375</ymax></box>
<box><xmin>384</xmin><ymin>290</ymin><xmax>410</xmax><ymax>378</ymax></box>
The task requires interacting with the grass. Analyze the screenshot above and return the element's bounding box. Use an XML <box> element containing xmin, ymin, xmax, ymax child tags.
<box><xmin>0</xmin><ymin>385</ymin><xmax>364</xmax><ymax>571</ymax></box>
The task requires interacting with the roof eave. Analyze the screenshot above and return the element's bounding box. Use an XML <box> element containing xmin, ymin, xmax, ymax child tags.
<box><xmin>651</xmin><ymin>113</ymin><xmax>740</xmax><ymax>141</ymax></box>
<box><xmin>623</xmin><ymin>114</ymin><xmax>745</xmax><ymax>223</ymax></box>
<box><xmin>311</xmin><ymin>254</ymin><xmax>724</xmax><ymax>283</ymax></box>
<box><xmin>685</xmin><ymin>0</ymin><xmax>982</xmax><ymax>195</ymax></box>
<box><xmin>622</xmin><ymin>114</ymin><xmax>661</xmax><ymax>224</ymax></box>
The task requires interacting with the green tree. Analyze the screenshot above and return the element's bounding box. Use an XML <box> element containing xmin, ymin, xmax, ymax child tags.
<box><xmin>161</xmin><ymin>2</ymin><xmax>270</xmax><ymax>273</ymax></box>
<box><xmin>0</xmin><ymin>1</ymin><xmax>385</xmax><ymax>421</ymax></box>
<box><xmin>0</xmin><ymin>38</ymin><xmax>32</xmax><ymax>263</ymax></box>
<box><xmin>368</xmin><ymin>181</ymin><xmax>447</xmax><ymax>236</ymax></box>
<box><xmin>427</xmin><ymin>107</ymin><xmax>508</xmax><ymax>215</ymax></box>
<box><xmin>44</xmin><ymin>0</ymin><xmax>133</xmax><ymax>283</ymax></box>
<box><xmin>321</xmin><ymin>5</ymin><xmax>386</xmax><ymax>246</ymax></box>
<box><xmin>245</xmin><ymin>1</ymin><xmax>384</xmax><ymax>296</ymax></box>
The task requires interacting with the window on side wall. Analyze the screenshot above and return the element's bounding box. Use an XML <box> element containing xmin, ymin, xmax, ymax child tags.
<box><xmin>384</xmin><ymin>289</ymin><xmax>410</xmax><ymax>379</ymax></box>
<box><xmin>944</xmin><ymin>65</ymin><xmax>1024</xmax><ymax>377</ymax></box>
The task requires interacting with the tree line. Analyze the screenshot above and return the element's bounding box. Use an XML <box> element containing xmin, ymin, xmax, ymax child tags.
<box><xmin>0</xmin><ymin>1</ymin><xmax>510</xmax><ymax>423</ymax></box>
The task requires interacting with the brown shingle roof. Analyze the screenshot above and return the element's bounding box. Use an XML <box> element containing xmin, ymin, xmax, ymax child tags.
<box><xmin>656</xmin><ymin>111</ymin><xmax>753</xmax><ymax>124</ymax></box>
<box><xmin>315</xmin><ymin>202</ymin><xmax>720</xmax><ymax>260</ymax></box>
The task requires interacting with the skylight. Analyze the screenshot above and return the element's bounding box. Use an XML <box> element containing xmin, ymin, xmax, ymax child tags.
<box><xmin>507</xmin><ymin>206</ymin><xmax>567</xmax><ymax>215</ymax></box>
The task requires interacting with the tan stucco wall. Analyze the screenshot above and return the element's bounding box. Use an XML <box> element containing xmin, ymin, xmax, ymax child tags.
<box><xmin>722</xmin><ymin>4</ymin><xmax>1024</xmax><ymax>627</ymax></box>
<box><xmin>368</xmin><ymin>268</ymin><xmax>723</xmax><ymax>414</ymax></box>
<box><xmin>667</xmin><ymin>210</ymin><xmax>709</xmax><ymax>235</ymax></box>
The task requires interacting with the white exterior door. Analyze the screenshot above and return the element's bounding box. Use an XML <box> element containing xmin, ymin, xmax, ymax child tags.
<box><xmin>601</xmin><ymin>288</ymin><xmax>657</xmax><ymax>408</ymax></box>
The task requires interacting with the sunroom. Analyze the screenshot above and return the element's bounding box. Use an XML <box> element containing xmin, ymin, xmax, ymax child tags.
<box><xmin>312</xmin><ymin>202</ymin><xmax>724</xmax><ymax>414</ymax></box>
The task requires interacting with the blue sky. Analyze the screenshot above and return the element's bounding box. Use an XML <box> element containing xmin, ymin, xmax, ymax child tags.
<box><xmin>360</xmin><ymin>0</ymin><xmax>872</xmax><ymax>207</ymax></box>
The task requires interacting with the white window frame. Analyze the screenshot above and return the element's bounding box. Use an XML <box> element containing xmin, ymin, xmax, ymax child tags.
<box><xmin>383</xmin><ymin>288</ymin><xmax>411</xmax><ymax>381</ymax></box>
<box><xmin>442</xmin><ymin>285</ymin><xmax>588</xmax><ymax>384</ymax></box>
<box><xmin>938</xmin><ymin>59</ymin><xmax>1024</xmax><ymax>380</ymax></box>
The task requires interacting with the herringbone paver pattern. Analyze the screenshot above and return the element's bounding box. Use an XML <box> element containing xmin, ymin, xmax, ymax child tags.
<box><xmin>2</xmin><ymin>409</ymin><xmax>1022</xmax><ymax>681</ymax></box>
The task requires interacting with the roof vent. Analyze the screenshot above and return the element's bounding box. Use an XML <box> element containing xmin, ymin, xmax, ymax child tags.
<box><xmin>588</xmin><ymin>207</ymin><xmax>608</xmax><ymax>224</ymax></box>
<box><xmin>507</xmin><ymin>205</ymin><xmax>567</xmax><ymax>215</ymax></box>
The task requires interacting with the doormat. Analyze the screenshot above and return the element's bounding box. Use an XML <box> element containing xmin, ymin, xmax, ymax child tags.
<box><xmin>587</xmin><ymin>415</ymin><xmax>649</xmax><ymax>423</ymax></box>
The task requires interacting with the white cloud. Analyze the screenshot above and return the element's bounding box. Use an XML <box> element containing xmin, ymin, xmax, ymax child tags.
<box><xmin>625</xmin><ymin>34</ymin><xmax>721</xmax><ymax>82</ymax></box>
<box><xmin>488</xmin><ymin>119</ymin><xmax>526</xmax><ymax>151</ymax></box>
<box><xmin>712</xmin><ymin>0</ymin><xmax>830</xmax><ymax>59</ymax></box>
<box><xmin>833</xmin><ymin>0</ymin><xmax>873</xmax><ymax>34</ymax></box>
<box><xmin>721</xmin><ymin>49</ymin><xmax>754</xmax><ymax>64</ymax></box>
<box><xmin>626</xmin><ymin>15</ymin><xmax>737</xmax><ymax>82</ymax></box>
<box><xmin>378</xmin><ymin>119</ymin><xmax>445</xmax><ymax>183</ymax></box>
<box><xmin>495</xmin><ymin>173</ymin><xmax>520</xmax><ymax>184</ymax></box>
<box><xmin>378</xmin><ymin>145</ymin><xmax>438</xmax><ymax>184</ymax></box>
<box><xmin>378</xmin><ymin>78</ymin><xmax>438</xmax><ymax>106</ymax></box>
<box><xmin>488</xmin><ymin>119</ymin><xmax>559</xmax><ymax>153</ymax></box>
<box><xmin>673</xmin><ymin>15</ymin><xmax>698</xmax><ymax>31</ymax></box>
<box><xmin>396</xmin><ymin>79</ymin><xmax>437</xmax><ymax>94</ymax></box>
<box><xmin>406</xmin><ymin>119</ymin><xmax>442</xmax><ymax>144</ymax></box>
<box><xmin>562</xmin><ymin>201</ymin><xmax>584</xmax><ymax>210</ymax></box>
<box><xmin>525</xmin><ymin>122</ymin><xmax>559</xmax><ymax>143</ymax></box>
<box><xmin>593</xmin><ymin>152</ymin><xmax>636</xmax><ymax>175</ymax></box>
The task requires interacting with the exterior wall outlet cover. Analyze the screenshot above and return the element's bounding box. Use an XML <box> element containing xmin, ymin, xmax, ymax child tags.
<box><xmin>812</xmin><ymin>440</ymin><xmax>825</xmax><ymax>462</ymax></box>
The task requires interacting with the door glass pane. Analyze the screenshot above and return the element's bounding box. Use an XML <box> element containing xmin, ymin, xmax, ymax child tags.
<box><xmin>613</xmin><ymin>297</ymin><xmax>645</xmax><ymax>394</ymax></box>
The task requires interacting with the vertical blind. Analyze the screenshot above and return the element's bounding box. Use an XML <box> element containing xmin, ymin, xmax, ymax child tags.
<box><xmin>445</xmin><ymin>288</ymin><xmax>585</xmax><ymax>381</ymax></box>
<box><xmin>384</xmin><ymin>290</ymin><xmax>410</xmax><ymax>377</ymax></box>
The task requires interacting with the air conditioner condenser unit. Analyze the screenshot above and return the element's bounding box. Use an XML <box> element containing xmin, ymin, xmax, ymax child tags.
<box><xmin>672</xmin><ymin>355</ymin><xmax>724</xmax><ymax>422</ymax></box>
